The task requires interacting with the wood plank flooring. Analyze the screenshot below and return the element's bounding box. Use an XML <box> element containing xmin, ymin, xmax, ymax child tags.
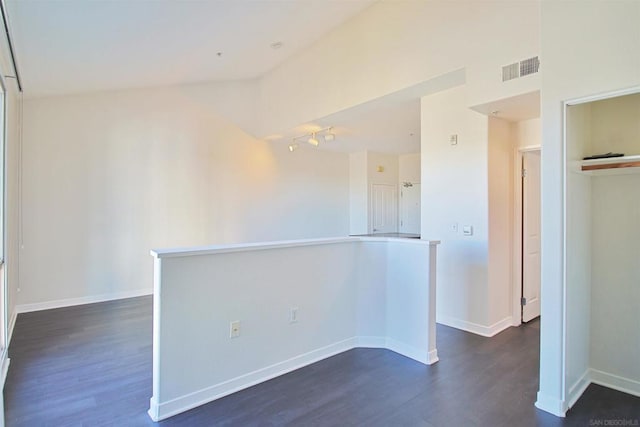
<box><xmin>4</xmin><ymin>296</ymin><xmax>639</xmax><ymax>426</ymax></box>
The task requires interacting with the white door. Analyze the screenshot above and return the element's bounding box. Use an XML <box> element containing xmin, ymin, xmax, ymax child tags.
<box><xmin>522</xmin><ymin>150</ymin><xmax>541</xmax><ymax>322</ymax></box>
<box><xmin>399</xmin><ymin>183</ymin><xmax>421</xmax><ymax>234</ymax></box>
<box><xmin>371</xmin><ymin>184</ymin><xmax>398</xmax><ymax>234</ymax></box>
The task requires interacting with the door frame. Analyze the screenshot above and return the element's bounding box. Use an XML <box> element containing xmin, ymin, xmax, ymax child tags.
<box><xmin>512</xmin><ymin>145</ymin><xmax>541</xmax><ymax>326</ymax></box>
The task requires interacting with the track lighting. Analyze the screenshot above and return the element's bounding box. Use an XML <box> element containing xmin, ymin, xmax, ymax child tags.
<box><xmin>323</xmin><ymin>131</ymin><xmax>335</xmax><ymax>142</ymax></box>
<box><xmin>308</xmin><ymin>133</ymin><xmax>319</xmax><ymax>146</ymax></box>
<box><xmin>287</xmin><ymin>126</ymin><xmax>336</xmax><ymax>152</ymax></box>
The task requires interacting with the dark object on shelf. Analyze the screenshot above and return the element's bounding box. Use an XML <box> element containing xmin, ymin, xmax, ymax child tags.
<box><xmin>583</xmin><ymin>152</ymin><xmax>625</xmax><ymax>160</ymax></box>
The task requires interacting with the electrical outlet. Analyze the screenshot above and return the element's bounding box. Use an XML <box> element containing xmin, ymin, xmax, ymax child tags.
<box><xmin>451</xmin><ymin>223</ymin><xmax>458</xmax><ymax>233</ymax></box>
<box><xmin>229</xmin><ymin>320</ymin><xmax>241</xmax><ymax>338</ymax></box>
<box><xmin>289</xmin><ymin>307</ymin><xmax>299</xmax><ymax>323</ymax></box>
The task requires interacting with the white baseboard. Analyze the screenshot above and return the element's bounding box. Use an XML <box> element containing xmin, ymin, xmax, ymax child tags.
<box><xmin>0</xmin><ymin>351</ymin><xmax>10</xmax><ymax>388</ymax></box>
<box><xmin>355</xmin><ymin>336</ymin><xmax>387</xmax><ymax>348</ymax></box>
<box><xmin>15</xmin><ymin>288</ymin><xmax>152</xmax><ymax>314</ymax></box>
<box><xmin>386</xmin><ymin>338</ymin><xmax>437</xmax><ymax>365</ymax></box>
<box><xmin>535</xmin><ymin>390</ymin><xmax>567</xmax><ymax>417</ymax></box>
<box><xmin>567</xmin><ymin>369</ymin><xmax>591</xmax><ymax>410</ymax></box>
<box><xmin>437</xmin><ymin>315</ymin><xmax>513</xmax><ymax>337</ymax></box>
<box><xmin>149</xmin><ymin>335</ymin><xmax>440</xmax><ymax>422</ymax></box>
<box><xmin>543</xmin><ymin>368</ymin><xmax>640</xmax><ymax>418</ymax></box>
<box><xmin>149</xmin><ymin>338</ymin><xmax>358</xmax><ymax>422</ymax></box>
<box><xmin>590</xmin><ymin>368</ymin><xmax>640</xmax><ymax>398</ymax></box>
<box><xmin>7</xmin><ymin>308</ymin><xmax>17</xmax><ymax>347</ymax></box>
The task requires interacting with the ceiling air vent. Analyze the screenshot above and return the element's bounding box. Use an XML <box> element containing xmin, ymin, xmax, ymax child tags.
<box><xmin>520</xmin><ymin>56</ymin><xmax>540</xmax><ymax>77</ymax></box>
<box><xmin>502</xmin><ymin>56</ymin><xmax>540</xmax><ymax>82</ymax></box>
<box><xmin>502</xmin><ymin>62</ymin><xmax>519</xmax><ymax>82</ymax></box>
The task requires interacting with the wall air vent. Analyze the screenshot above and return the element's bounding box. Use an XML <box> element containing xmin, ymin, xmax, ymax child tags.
<box><xmin>502</xmin><ymin>56</ymin><xmax>540</xmax><ymax>82</ymax></box>
<box><xmin>520</xmin><ymin>56</ymin><xmax>540</xmax><ymax>77</ymax></box>
<box><xmin>502</xmin><ymin>62</ymin><xmax>520</xmax><ymax>82</ymax></box>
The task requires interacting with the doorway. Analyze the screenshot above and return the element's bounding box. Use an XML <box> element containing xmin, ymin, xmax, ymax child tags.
<box><xmin>516</xmin><ymin>148</ymin><xmax>541</xmax><ymax>323</ymax></box>
<box><xmin>370</xmin><ymin>184</ymin><xmax>398</xmax><ymax>234</ymax></box>
<box><xmin>399</xmin><ymin>182</ymin><xmax>420</xmax><ymax>234</ymax></box>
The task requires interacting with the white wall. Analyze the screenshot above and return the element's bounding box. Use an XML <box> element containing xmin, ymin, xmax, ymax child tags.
<box><xmin>588</xmin><ymin>94</ymin><xmax>640</xmax><ymax>395</ymax></box>
<box><xmin>20</xmin><ymin>85</ymin><xmax>350</xmax><ymax>307</ymax></box>
<box><xmin>538</xmin><ymin>0</ymin><xmax>640</xmax><ymax>416</ymax></box>
<box><xmin>565</xmin><ymin>102</ymin><xmax>592</xmax><ymax>403</ymax></box>
<box><xmin>590</xmin><ymin>175</ymin><xmax>640</xmax><ymax>388</ymax></box>
<box><xmin>399</xmin><ymin>153</ymin><xmax>420</xmax><ymax>183</ymax></box>
<box><xmin>257</xmin><ymin>0</ymin><xmax>540</xmax><ymax>137</ymax></box>
<box><xmin>513</xmin><ymin>118</ymin><xmax>541</xmax><ymax>149</ymax></box>
<box><xmin>150</xmin><ymin>237</ymin><xmax>438</xmax><ymax>421</ymax></box>
<box><xmin>487</xmin><ymin>117</ymin><xmax>513</xmax><ymax>327</ymax></box>
<box><xmin>349</xmin><ymin>151</ymin><xmax>368</xmax><ymax>235</ymax></box>
<box><xmin>367</xmin><ymin>151</ymin><xmax>399</xmax><ymax>187</ymax></box>
<box><xmin>422</xmin><ymin>85</ymin><xmax>495</xmax><ymax>333</ymax></box>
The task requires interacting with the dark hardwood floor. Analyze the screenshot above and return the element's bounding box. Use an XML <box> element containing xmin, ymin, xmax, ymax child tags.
<box><xmin>4</xmin><ymin>296</ymin><xmax>639</xmax><ymax>426</ymax></box>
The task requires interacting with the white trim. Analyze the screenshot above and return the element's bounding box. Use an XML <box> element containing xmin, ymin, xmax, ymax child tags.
<box><xmin>354</xmin><ymin>336</ymin><xmax>387</xmax><ymax>348</ymax></box>
<box><xmin>0</xmin><ymin>351</ymin><xmax>9</xmax><ymax>387</ymax></box>
<box><xmin>566</xmin><ymin>369</ymin><xmax>591</xmax><ymax>410</ymax></box>
<box><xmin>519</xmin><ymin>144</ymin><xmax>542</xmax><ymax>153</ymax></box>
<box><xmin>149</xmin><ymin>334</ymin><xmax>439</xmax><ymax>422</ymax></box>
<box><xmin>386</xmin><ymin>337</ymin><xmax>437</xmax><ymax>365</ymax></box>
<box><xmin>6</xmin><ymin>306</ymin><xmax>15</xmax><ymax>345</ymax></box>
<box><xmin>565</xmin><ymin>85</ymin><xmax>640</xmax><ymax>106</ymax></box>
<box><xmin>151</xmin><ymin>236</ymin><xmax>440</xmax><ymax>259</ymax></box>
<box><xmin>559</xmin><ymin>97</ymin><xmax>570</xmax><ymax>411</ymax></box>
<box><xmin>149</xmin><ymin>338</ymin><xmax>358</xmax><ymax>421</ymax></box>
<box><xmin>590</xmin><ymin>368</ymin><xmax>640</xmax><ymax>398</ymax></box>
<box><xmin>534</xmin><ymin>391</ymin><xmax>566</xmax><ymax>417</ymax></box>
<box><xmin>436</xmin><ymin>315</ymin><xmax>513</xmax><ymax>338</ymax></box>
<box><xmin>15</xmin><ymin>288</ymin><xmax>152</xmax><ymax>314</ymax></box>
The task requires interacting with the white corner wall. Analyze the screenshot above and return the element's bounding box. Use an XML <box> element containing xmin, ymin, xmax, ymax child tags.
<box><xmin>538</xmin><ymin>0</ymin><xmax>640</xmax><ymax>416</ymax></box>
<box><xmin>421</xmin><ymin>85</ymin><xmax>495</xmax><ymax>334</ymax></box>
<box><xmin>19</xmin><ymin>85</ymin><xmax>350</xmax><ymax>308</ymax></box>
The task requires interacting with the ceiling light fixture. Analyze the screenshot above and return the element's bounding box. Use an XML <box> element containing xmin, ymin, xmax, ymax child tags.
<box><xmin>288</xmin><ymin>126</ymin><xmax>336</xmax><ymax>152</ymax></box>
<box><xmin>323</xmin><ymin>128</ymin><xmax>335</xmax><ymax>142</ymax></box>
<box><xmin>308</xmin><ymin>133</ymin><xmax>319</xmax><ymax>146</ymax></box>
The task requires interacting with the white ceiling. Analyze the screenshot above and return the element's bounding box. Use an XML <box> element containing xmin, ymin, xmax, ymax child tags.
<box><xmin>6</xmin><ymin>0</ymin><xmax>375</xmax><ymax>96</ymax></box>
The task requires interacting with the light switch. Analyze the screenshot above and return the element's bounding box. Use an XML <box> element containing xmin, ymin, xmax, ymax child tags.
<box><xmin>462</xmin><ymin>225</ymin><xmax>473</xmax><ymax>236</ymax></box>
<box><xmin>449</xmin><ymin>134</ymin><xmax>458</xmax><ymax>145</ymax></box>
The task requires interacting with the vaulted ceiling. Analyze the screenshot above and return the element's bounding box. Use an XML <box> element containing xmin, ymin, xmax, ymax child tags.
<box><xmin>6</xmin><ymin>0</ymin><xmax>374</xmax><ymax>97</ymax></box>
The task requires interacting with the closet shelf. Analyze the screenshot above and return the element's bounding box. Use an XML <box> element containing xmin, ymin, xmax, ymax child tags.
<box><xmin>581</xmin><ymin>155</ymin><xmax>640</xmax><ymax>175</ymax></box>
